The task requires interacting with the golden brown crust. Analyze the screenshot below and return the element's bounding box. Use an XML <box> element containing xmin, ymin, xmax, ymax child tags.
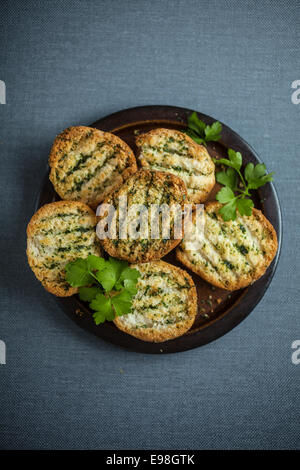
<box><xmin>99</xmin><ymin>169</ymin><xmax>187</xmax><ymax>263</ymax></box>
<box><xmin>176</xmin><ymin>201</ymin><xmax>278</xmax><ymax>290</ymax></box>
<box><xmin>113</xmin><ymin>260</ymin><xmax>197</xmax><ymax>342</ymax></box>
<box><xmin>27</xmin><ymin>200</ymin><xmax>102</xmax><ymax>297</ymax></box>
<box><xmin>49</xmin><ymin>126</ymin><xmax>137</xmax><ymax>209</ymax></box>
<box><xmin>135</xmin><ymin>128</ymin><xmax>215</xmax><ymax>203</ymax></box>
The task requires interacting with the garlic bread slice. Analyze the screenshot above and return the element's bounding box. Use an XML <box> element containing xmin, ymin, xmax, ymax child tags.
<box><xmin>136</xmin><ymin>128</ymin><xmax>215</xmax><ymax>203</ymax></box>
<box><xmin>27</xmin><ymin>201</ymin><xmax>102</xmax><ymax>296</ymax></box>
<box><xmin>114</xmin><ymin>260</ymin><xmax>197</xmax><ymax>342</ymax></box>
<box><xmin>49</xmin><ymin>126</ymin><xmax>137</xmax><ymax>208</ymax></box>
<box><xmin>99</xmin><ymin>169</ymin><xmax>187</xmax><ymax>263</ymax></box>
<box><xmin>176</xmin><ymin>201</ymin><xmax>278</xmax><ymax>290</ymax></box>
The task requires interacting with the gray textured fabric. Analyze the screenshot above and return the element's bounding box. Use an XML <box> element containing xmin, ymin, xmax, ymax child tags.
<box><xmin>0</xmin><ymin>0</ymin><xmax>299</xmax><ymax>450</ymax></box>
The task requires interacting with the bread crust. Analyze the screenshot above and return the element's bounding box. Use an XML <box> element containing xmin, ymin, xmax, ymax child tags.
<box><xmin>99</xmin><ymin>169</ymin><xmax>187</xmax><ymax>263</ymax></box>
<box><xmin>113</xmin><ymin>260</ymin><xmax>197</xmax><ymax>342</ymax></box>
<box><xmin>49</xmin><ymin>126</ymin><xmax>137</xmax><ymax>209</ymax></box>
<box><xmin>176</xmin><ymin>201</ymin><xmax>278</xmax><ymax>290</ymax></box>
<box><xmin>27</xmin><ymin>200</ymin><xmax>102</xmax><ymax>296</ymax></box>
<box><xmin>135</xmin><ymin>128</ymin><xmax>215</xmax><ymax>203</ymax></box>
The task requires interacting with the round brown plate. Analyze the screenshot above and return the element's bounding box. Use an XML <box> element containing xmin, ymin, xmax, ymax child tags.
<box><xmin>35</xmin><ymin>105</ymin><xmax>282</xmax><ymax>353</ymax></box>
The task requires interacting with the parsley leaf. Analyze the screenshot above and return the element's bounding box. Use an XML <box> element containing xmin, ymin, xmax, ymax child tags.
<box><xmin>65</xmin><ymin>255</ymin><xmax>141</xmax><ymax>325</ymax></box>
<box><xmin>185</xmin><ymin>111</ymin><xmax>222</xmax><ymax>146</ymax></box>
<box><xmin>86</xmin><ymin>255</ymin><xmax>106</xmax><ymax>274</ymax></box>
<box><xmin>95</xmin><ymin>264</ymin><xmax>117</xmax><ymax>292</ymax></box>
<box><xmin>187</xmin><ymin>111</ymin><xmax>206</xmax><ymax>135</ymax></box>
<box><xmin>214</xmin><ymin>148</ymin><xmax>274</xmax><ymax>221</ymax></box>
<box><xmin>237</xmin><ymin>198</ymin><xmax>254</xmax><ymax>216</ymax></box>
<box><xmin>65</xmin><ymin>258</ymin><xmax>94</xmax><ymax>287</ymax></box>
<box><xmin>216</xmin><ymin>168</ymin><xmax>237</xmax><ymax>190</ymax></box>
<box><xmin>78</xmin><ymin>286</ymin><xmax>102</xmax><ymax>302</ymax></box>
<box><xmin>123</xmin><ymin>279</ymin><xmax>139</xmax><ymax>295</ymax></box>
<box><xmin>186</xmin><ymin>129</ymin><xmax>205</xmax><ymax>144</ymax></box>
<box><xmin>227</xmin><ymin>149</ymin><xmax>242</xmax><ymax>171</ymax></box>
<box><xmin>111</xmin><ymin>290</ymin><xmax>133</xmax><ymax>317</ymax></box>
<box><xmin>90</xmin><ymin>294</ymin><xmax>115</xmax><ymax>324</ymax></box>
<box><xmin>95</xmin><ymin>257</ymin><xmax>129</xmax><ymax>291</ymax></box>
<box><xmin>219</xmin><ymin>200</ymin><xmax>237</xmax><ymax>221</ymax></box>
<box><xmin>244</xmin><ymin>162</ymin><xmax>274</xmax><ymax>189</ymax></box>
<box><xmin>216</xmin><ymin>186</ymin><xmax>236</xmax><ymax>204</ymax></box>
<box><xmin>115</xmin><ymin>266</ymin><xmax>141</xmax><ymax>290</ymax></box>
<box><xmin>204</xmin><ymin>121</ymin><xmax>222</xmax><ymax>142</ymax></box>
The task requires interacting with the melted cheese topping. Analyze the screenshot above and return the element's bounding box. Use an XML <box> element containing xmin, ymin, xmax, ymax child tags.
<box><xmin>137</xmin><ymin>131</ymin><xmax>215</xmax><ymax>201</ymax></box>
<box><xmin>28</xmin><ymin>207</ymin><xmax>100</xmax><ymax>288</ymax></box>
<box><xmin>118</xmin><ymin>263</ymin><xmax>192</xmax><ymax>330</ymax></box>
<box><xmin>180</xmin><ymin>206</ymin><xmax>274</xmax><ymax>289</ymax></box>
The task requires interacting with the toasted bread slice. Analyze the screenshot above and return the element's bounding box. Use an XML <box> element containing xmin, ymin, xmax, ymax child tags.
<box><xmin>99</xmin><ymin>169</ymin><xmax>187</xmax><ymax>263</ymax></box>
<box><xmin>135</xmin><ymin>128</ymin><xmax>215</xmax><ymax>203</ymax></box>
<box><xmin>27</xmin><ymin>201</ymin><xmax>102</xmax><ymax>296</ymax></box>
<box><xmin>176</xmin><ymin>201</ymin><xmax>278</xmax><ymax>290</ymax></box>
<box><xmin>49</xmin><ymin>126</ymin><xmax>137</xmax><ymax>209</ymax></box>
<box><xmin>114</xmin><ymin>260</ymin><xmax>197</xmax><ymax>342</ymax></box>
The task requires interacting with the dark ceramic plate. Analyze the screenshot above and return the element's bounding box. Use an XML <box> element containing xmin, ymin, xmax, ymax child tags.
<box><xmin>36</xmin><ymin>105</ymin><xmax>282</xmax><ymax>353</ymax></box>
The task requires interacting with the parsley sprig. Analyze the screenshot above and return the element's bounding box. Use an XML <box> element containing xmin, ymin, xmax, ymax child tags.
<box><xmin>185</xmin><ymin>111</ymin><xmax>222</xmax><ymax>145</ymax></box>
<box><xmin>214</xmin><ymin>149</ymin><xmax>274</xmax><ymax>221</ymax></box>
<box><xmin>185</xmin><ymin>112</ymin><xmax>274</xmax><ymax>221</ymax></box>
<box><xmin>65</xmin><ymin>255</ymin><xmax>140</xmax><ymax>325</ymax></box>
